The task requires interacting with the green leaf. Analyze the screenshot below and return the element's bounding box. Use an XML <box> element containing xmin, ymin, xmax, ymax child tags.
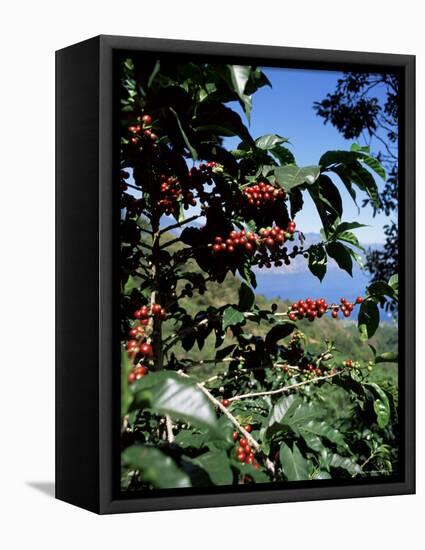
<box><xmin>367</xmin><ymin>281</ymin><xmax>395</xmax><ymax>299</ymax></box>
<box><xmin>227</xmin><ymin>65</ymin><xmax>252</xmax><ymax>120</ymax></box>
<box><xmin>367</xmin><ymin>383</ymin><xmax>391</xmax><ymax>428</ymax></box>
<box><xmin>312</xmin><ymin>470</ymin><xmax>332</xmax><ymax>480</ymax></box>
<box><xmin>318</xmin><ymin>174</ymin><xmax>343</xmax><ymax>218</ymax></box>
<box><xmin>195</xmin><ymin>102</ymin><xmax>254</xmax><ymax>146</ymax></box>
<box><xmin>362</xmin><ymin>155</ymin><xmax>386</xmax><ymax>181</ymax></box>
<box><xmin>174</xmin><ymin>430</ymin><xmax>205</xmax><ymax>449</ymax></box>
<box><xmin>274</xmin><ymin>164</ymin><xmax>320</xmax><ymax>191</ymax></box>
<box><xmin>326</xmin><ymin>241</ymin><xmax>353</xmax><ymax>277</ymax></box>
<box><xmin>331</xmin><ymin>221</ymin><xmax>367</xmax><ymax>239</ymax></box>
<box><xmin>231</xmin><ymin>460</ymin><xmax>270</xmax><ymax>483</ymax></box>
<box><xmin>375</xmin><ymin>351</ymin><xmax>398</xmax><ymax>364</ymax></box>
<box><xmin>192</xmin><ymin>450</ymin><xmax>233</xmax><ymax>485</ymax></box>
<box><xmin>330</xmin><ymin>454</ymin><xmax>362</xmax><ymax>475</ymax></box>
<box><xmin>289</xmin><ymin>188</ymin><xmax>304</xmax><ymax>218</ymax></box>
<box><xmin>287</xmin><ymin>401</ymin><xmax>323</xmax><ymax>427</ymax></box>
<box><xmin>350</xmin><ymin>144</ymin><xmax>386</xmax><ymax>180</ymax></box>
<box><xmin>389</xmin><ymin>273</ymin><xmax>398</xmax><ymax>291</ymax></box>
<box><xmin>169</xmin><ymin>107</ymin><xmax>198</xmax><ymax>160</ymax></box>
<box><xmin>358</xmin><ymin>300</ymin><xmax>380</xmax><ymax>340</ymax></box>
<box><xmin>298</xmin><ymin>420</ymin><xmax>349</xmax><ymax>452</ymax></box>
<box><xmin>350</xmin><ymin>163</ymin><xmax>381</xmax><ymax>209</ymax></box>
<box><xmin>308</xmin><ymin>244</ymin><xmax>327</xmax><ymax>281</ymax></box>
<box><xmin>265</xmin><ymin>394</ymin><xmax>300</xmax><ymax>430</ymax></box>
<box><xmin>280</xmin><ymin>442</ymin><xmax>312</xmax><ymax>481</ymax></box>
<box><xmin>265</xmin><ymin>321</ymin><xmax>296</xmax><ymax>348</ymax></box>
<box><xmin>123</xmin><ymin>275</ymin><xmax>140</xmax><ymax>296</ymax></box>
<box><xmin>130</xmin><ymin>372</ymin><xmax>220</xmax><ymax>435</ymax></box>
<box><xmin>319</xmin><ymin>149</ymin><xmax>362</xmax><ymax>169</ymax></box>
<box><xmin>350</xmin><ymin>143</ymin><xmax>370</xmax><ymax>153</ymax></box>
<box><xmin>122</xmin><ymin>445</ymin><xmax>191</xmax><ymax>488</ymax></box>
<box><xmin>223</xmin><ymin>306</ymin><xmax>246</xmax><ymax>330</ymax></box>
<box><xmin>336</xmin><ymin>230</ymin><xmax>365</xmax><ymax>252</ymax></box>
<box><xmin>271</xmin><ymin>145</ymin><xmax>296</xmax><ymax>166</ymax></box>
<box><xmin>255</xmin><ymin>134</ymin><xmax>288</xmax><ymax>150</ymax></box>
<box><xmin>238</xmin><ymin>281</ymin><xmax>255</xmax><ymax>311</ymax></box>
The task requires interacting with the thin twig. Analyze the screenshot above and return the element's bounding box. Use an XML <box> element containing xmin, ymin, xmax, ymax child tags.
<box><xmin>227</xmin><ymin>369</ymin><xmax>346</xmax><ymax>402</ymax></box>
<box><xmin>178</xmin><ymin>370</ymin><xmax>275</xmax><ymax>474</ymax></box>
<box><xmin>165</xmin><ymin>415</ymin><xmax>175</xmax><ymax>443</ymax></box>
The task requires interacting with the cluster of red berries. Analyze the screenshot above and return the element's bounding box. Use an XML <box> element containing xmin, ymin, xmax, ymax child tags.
<box><xmin>232</xmin><ymin>426</ymin><xmax>260</xmax><ymax>469</ymax></box>
<box><xmin>287</xmin><ymin>296</ymin><xmax>364</xmax><ymax>322</ymax></box>
<box><xmin>259</xmin><ymin>221</ymin><xmax>296</xmax><ymax>247</ymax></box>
<box><xmin>212</xmin><ymin>230</ymin><xmax>258</xmax><ymax>254</ymax></box>
<box><xmin>300</xmin><ymin>363</ymin><xmax>324</xmax><ymax>377</ymax></box>
<box><xmin>243</xmin><ymin>181</ymin><xmax>285</xmax><ymax>207</ymax></box>
<box><xmin>158</xmin><ymin>175</ymin><xmax>196</xmax><ymax>215</ymax></box>
<box><xmin>127</xmin><ymin>339</ymin><xmax>153</xmax><ymax>357</ymax></box>
<box><xmin>331</xmin><ymin>297</ymin><xmax>363</xmax><ymax>319</ymax></box>
<box><xmin>128</xmin><ymin>114</ymin><xmax>159</xmax><ymax>145</ymax></box>
<box><xmin>288</xmin><ymin>297</ymin><xmax>329</xmax><ymax>322</ymax></box>
<box><xmin>211</xmin><ymin>221</ymin><xmax>297</xmax><ymax>257</ymax></box>
<box><xmin>133</xmin><ymin>303</ymin><xmax>167</xmax><ymax>326</ymax></box>
<box><xmin>127</xmin><ymin>364</ymin><xmax>148</xmax><ymax>385</ymax></box>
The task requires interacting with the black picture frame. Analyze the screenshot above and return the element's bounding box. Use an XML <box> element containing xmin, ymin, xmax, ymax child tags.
<box><xmin>56</xmin><ymin>35</ymin><xmax>415</xmax><ymax>514</ymax></box>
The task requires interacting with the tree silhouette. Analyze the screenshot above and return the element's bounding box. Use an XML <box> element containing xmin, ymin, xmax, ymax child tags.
<box><xmin>314</xmin><ymin>73</ymin><xmax>399</xmax><ymax>310</ymax></box>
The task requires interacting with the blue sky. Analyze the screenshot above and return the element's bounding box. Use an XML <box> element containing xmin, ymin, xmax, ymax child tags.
<box><xmin>224</xmin><ymin>66</ymin><xmax>393</xmax><ymax>244</ymax></box>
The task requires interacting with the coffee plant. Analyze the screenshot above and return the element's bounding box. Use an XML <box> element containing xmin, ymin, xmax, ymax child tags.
<box><xmin>119</xmin><ymin>57</ymin><xmax>399</xmax><ymax>490</ymax></box>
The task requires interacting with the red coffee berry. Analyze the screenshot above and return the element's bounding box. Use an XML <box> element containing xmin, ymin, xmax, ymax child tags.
<box><xmin>142</xmin><ymin>114</ymin><xmax>152</xmax><ymax>125</ymax></box>
<box><xmin>232</xmin><ymin>431</ymin><xmax>238</xmax><ymax>441</ymax></box>
<box><xmin>139</xmin><ymin>343</ymin><xmax>153</xmax><ymax>357</ymax></box>
<box><xmin>356</xmin><ymin>296</ymin><xmax>364</xmax><ymax>304</ymax></box>
<box><xmin>222</xmin><ymin>399</ymin><xmax>230</xmax><ymax>408</ymax></box>
<box><xmin>244</xmin><ymin>424</ymin><xmax>252</xmax><ymax>433</ymax></box>
<box><xmin>151</xmin><ymin>304</ymin><xmax>162</xmax><ymax>315</ymax></box>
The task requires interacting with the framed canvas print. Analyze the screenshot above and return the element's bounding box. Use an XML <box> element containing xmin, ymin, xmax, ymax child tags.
<box><xmin>56</xmin><ymin>35</ymin><xmax>415</xmax><ymax>514</ymax></box>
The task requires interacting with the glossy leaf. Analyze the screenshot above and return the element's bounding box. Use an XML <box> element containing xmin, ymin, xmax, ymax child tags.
<box><xmin>265</xmin><ymin>321</ymin><xmax>296</xmax><ymax>348</ymax></box>
<box><xmin>130</xmin><ymin>372</ymin><xmax>220</xmax><ymax>435</ymax></box>
<box><xmin>367</xmin><ymin>383</ymin><xmax>391</xmax><ymax>428</ymax></box>
<box><xmin>274</xmin><ymin>164</ymin><xmax>320</xmax><ymax>191</ymax></box>
<box><xmin>308</xmin><ymin>244</ymin><xmax>327</xmax><ymax>281</ymax></box>
<box><xmin>330</xmin><ymin>454</ymin><xmax>362</xmax><ymax>475</ymax></box>
<box><xmin>358</xmin><ymin>300</ymin><xmax>380</xmax><ymax>340</ymax></box>
<box><xmin>238</xmin><ymin>281</ymin><xmax>255</xmax><ymax>311</ymax></box>
<box><xmin>192</xmin><ymin>450</ymin><xmax>233</xmax><ymax>485</ymax></box>
<box><xmin>298</xmin><ymin>420</ymin><xmax>349</xmax><ymax>452</ymax></box>
<box><xmin>255</xmin><ymin>134</ymin><xmax>288</xmax><ymax>150</ymax></box>
<box><xmin>326</xmin><ymin>241</ymin><xmax>353</xmax><ymax>277</ymax></box>
<box><xmin>280</xmin><ymin>442</ymin><xmax>312</xmax><ymax>481</ymax></box>
<box><xmin>123</xmin><ymin>445</ymin><xmax>191</xmax><ymax>488</ymax></box>
<box><xmin>223</xmin><ymin>306</ymin><xmax>246</xmax><ymax>330</ymax></box>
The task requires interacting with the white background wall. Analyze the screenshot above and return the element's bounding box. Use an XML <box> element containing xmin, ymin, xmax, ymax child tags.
<box><xmin>0</xmin><ymin>1</ymin><xmax>422</xmax><ymax>548</ymax></box>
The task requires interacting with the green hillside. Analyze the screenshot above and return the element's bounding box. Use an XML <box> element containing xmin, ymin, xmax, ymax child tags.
<box><xmin>169</xmin><ymin>269</ymin><xmax>398</xmax><ymax>386</ymax></box>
